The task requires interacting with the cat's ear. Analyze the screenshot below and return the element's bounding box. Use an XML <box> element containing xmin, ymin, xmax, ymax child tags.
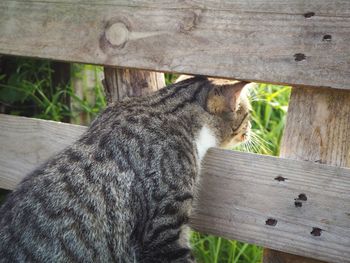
<box><xmin>221</xmin><ymin>81</ymin><xmax>248</xmax><ymax>112</ymax></box>
<box><xmin>207</xmin><ymin>80</ymin><xmax>249</xmax><ymax>113</ymax></box>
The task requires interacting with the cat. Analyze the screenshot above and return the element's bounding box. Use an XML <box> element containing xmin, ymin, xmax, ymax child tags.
<box><xmin>0</xmin><ymin>76</ymin><xmax>251</xmax><ymax>263</ymax></box>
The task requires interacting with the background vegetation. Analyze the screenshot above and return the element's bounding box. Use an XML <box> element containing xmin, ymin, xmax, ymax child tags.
<box><xmin>0</xmin><ymin>56</ymin><xmax>291</xmax><ymax>263</ymax></box>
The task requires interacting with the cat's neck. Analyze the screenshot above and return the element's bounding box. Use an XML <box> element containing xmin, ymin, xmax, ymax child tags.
<box><xmin>195</xmin><ymin>125</ymin><xmax>218</xmax><ymax>163</ymax></box>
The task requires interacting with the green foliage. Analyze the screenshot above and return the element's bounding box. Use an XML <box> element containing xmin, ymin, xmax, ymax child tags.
<box><xmin>70</xmin><ymin>64</ymin><xmax>107</xmax><ymax>124</ymax></box>
<box><xmin>0</xmin><ymin>58</ymin><xmax>69</xmax><ymax>120</ymax></box>
<box><xmin>0</xmin><ymin>57</ymin><xmax>106</xmax><ymax>122</ymax></box>
<box><xmin>235</xmin><ymin>84</ymin><xmax>291</xmax><ymax>156</ymax></box>
<box><xmin>164</xmin><ymin>73</ymin><xmax>179</xmax><ymax>85</ymax></box>
<box><xmin>191</xmin><ymin>233</ymin><xmax>262</xmax><ymax>263</ymax></box>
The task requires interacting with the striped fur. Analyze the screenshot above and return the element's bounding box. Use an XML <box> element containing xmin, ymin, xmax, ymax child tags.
<box><xmin>0</xmin><ymin>76</ymin><xmax>250</xmax><ymax>262</ymax></box>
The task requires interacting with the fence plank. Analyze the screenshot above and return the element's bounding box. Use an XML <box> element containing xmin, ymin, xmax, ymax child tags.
<box><xmin>193</xmin><ymin>148</ymin><xmax>350</xmax><ymax>263</ymax></box>
<box><xmin>1</xmin><ymin>0</ymin><xmax>350</xmax><ymax>89</ymax></box>
<box><xmin>263</xmin><ymin>88</ymin><xmax>350</xmax><ymax>263</ymax></box>
<box><xmin>0</xmin><ymin>114</ymin><xmax>86</xmax><ymax>190</ymax></box>
<box><xmin>263</xmin><ymin>86</ymin><xmax>350</xmax><ymax>263</ymax></box>
<box><xmin>1</xmin><ymin>114</ymin><xmax>350</xmax><ymax>262</ymax></box>
<box><xmin>103</xmin><ymin>67</ymin><xmax>165</xmax><ymax>102</ymax></box>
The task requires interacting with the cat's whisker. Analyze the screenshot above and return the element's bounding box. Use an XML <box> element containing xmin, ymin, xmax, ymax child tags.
<box><xmin>246</xmin><ymin>130</ymin><xmax>272</xmax><ymax>154</ymax></box>
<box><xmin>251</xmin><ymin>132</ymin><xmax>273</xmax><ymax>147</ymax></box>
<box><xmin>242</xmin><ymin>139</ymin><xmax>256</xmax><ymax>153</ymax></box>
<box><xmin>243</xmin><ymin>141</ymin><xmax>253</xmax><ymax>153</ymax></box>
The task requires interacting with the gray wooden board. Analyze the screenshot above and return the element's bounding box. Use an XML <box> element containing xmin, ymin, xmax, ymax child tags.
<box><xmin>0</xmin><ymin>114</ymin><xmax>350</xmax><ymax>262</ymax></box>
<box><xmin>0</xmin><ymin>114</ymin><xmax>86</xmax><ymax>190</ymax></box>
<box><xmin>1</xmin><ymin>0</ymin><xmax>350</xmax><ymax>89</ymax></box>
<box><xmin>194</xmin><ymin>148</ymin><xmax>350</xmax><ymax>263</ymax></box>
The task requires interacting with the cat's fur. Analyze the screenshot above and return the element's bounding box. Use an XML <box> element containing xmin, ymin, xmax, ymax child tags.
<box><xmin>0</xmin><ymin>76</ymin><xmax>250</xmax><ymax>263</ymax></box>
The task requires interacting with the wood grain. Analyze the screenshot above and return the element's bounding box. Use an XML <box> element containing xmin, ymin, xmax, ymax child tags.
<box><xmin>0</xmin><ymin>114</ymin><xmax>86</xmax><ymax>190</ymax></box>
<box><xmin>193</xmin><ymin>149</ymin><xmax>350</xmax><ymax>263</ymax></box>
<box><xmin>103</xmin><ymin>68</ymin><xmax>165</xmax><ymax>102</ymax></box>
<box><xmin>1</xmin><ymin>114</ymin><xmax>350</xmax><ymax>262</ymax></box>
<box><xmin>280</xmin><ymin>87</ymin><xmax>350</xmax><ymax>167</ymax></box>
<box><xmin>262</xmin><ymin>87</ymin><xmax>350</xmax><ymax>263</ymax></box>
<box><xmin>1</xmin><ymin>0</ymin><xmax>350</xmax><ymax>89</ymax></box>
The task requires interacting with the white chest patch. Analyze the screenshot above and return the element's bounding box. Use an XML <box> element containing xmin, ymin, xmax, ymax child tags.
<box><xmin>195</xmin><ymin>125</ymin><xmax>218</xmax><ymax>163</ymax></box>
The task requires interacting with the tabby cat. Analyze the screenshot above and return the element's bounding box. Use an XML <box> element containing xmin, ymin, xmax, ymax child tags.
<box><xmin>0</xmin><ymin>76</ymin><xmax>250</xmax><ymax>263</ymax></box>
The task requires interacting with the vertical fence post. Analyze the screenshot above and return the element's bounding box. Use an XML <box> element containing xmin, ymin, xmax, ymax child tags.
<box><xmin>103</xmin><ymin>67</ymin><xmax>165</xmax><ymax>103</ymax></box>
<box><xmin>51</xmin><ymin>62</ymin><xmax>71</xmax><ymax>122</ymax></box>
<box><xmin>263</xmin><ymin>86</ymin><xmax>350</xmax><ymax>262</ymax></box>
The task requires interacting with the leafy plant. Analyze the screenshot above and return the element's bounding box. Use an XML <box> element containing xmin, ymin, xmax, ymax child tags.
<box><xmin>236</xmin><ymin>83</ymin><xmax>291</xmax><ymax>156</ymax></box>
<box><xmin>191</xmin><ymin>233</ymin><xmax>262</xmax><ymax>263</ymax></box>
<box><xmin>0</xmin><ymin>57</ymin><xmax>106</xmax><ymax>122</ymax></box>
<box><xmin>69</xmin><ymin>64</ymin><xmax>106</xmax><ymax>124</ymax></box>
<box><xmin>0</xmin><ymin>57</ymin><xmax>71</xmax><ymax>120</ymax></box>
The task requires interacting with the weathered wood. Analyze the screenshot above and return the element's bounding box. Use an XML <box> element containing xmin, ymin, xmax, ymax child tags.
<box><xmin>193</xmin><ymin>148</ymin><xmax>350</xmax><ymax>263</ymax></box>
<box><xmin>103</xmin><ymin>67</ymin><xmax>165</xmax><ymax>102</ymax></box>
<box><xmin>1</xmin><ymin>0</ymin><xmax>350</xmax><ymax>89</ymax></box>
<box><xmin>280</xmin><ymin>87</ymin><xmax>350</xmax><ymax>167</ymax></box>
<box><xmin>1</xmin><ymin>114</ymin><xmax>350</xmax><ymax>262</ymax></box>
<box><xmin>263</xmin><ymin>252</ymin><xmax>327</xmax><ymax>263</ymax></box>
<box><xmin>262</xmin><ymin>87</ymin><xmax>350</xmax><ymax>263</ymax></box>
<box><xmin>0</xmin><ymin>114</ymin><xmax>86</xmax><ymax>190</ymax></box>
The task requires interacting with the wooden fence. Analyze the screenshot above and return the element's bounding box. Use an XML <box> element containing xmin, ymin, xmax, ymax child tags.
<box><xmin>1</xmin><ymin>1</ymin><xmax>350</xmax><ymax>262</ymax></box>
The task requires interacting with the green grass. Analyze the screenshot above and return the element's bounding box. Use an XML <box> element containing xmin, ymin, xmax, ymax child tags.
<box><xmin>0</xmin><ymin>57</ymin><xmax>70</xmax><ymax>121</ymax></box>
<box><xmin>0</xmin><ymin>57</ymin><xmax>106</xmax><ymax>122</ymax></box>
<box><xmin>0</xmin><ymin>58</ymin><xmax>291</xmax><ymax>263</ymax></box>
<box><xmin>191</xmin><ymin>233</ymin><xmax>262</xmax><ymax>263</ymax></box>
<box><xmin>236</xmin><ymin>83</ymin><xmax>291</xmax><ymax>156</ymax></box>
<box><xmin>69</xmin><ymin>64</ymin><xmax>106</xmax><ymax>124</ymax></box>
<box><xmin>190</xmin><ymin>83</ymin><xmax>291</xmax><ymax>263</ymax></box>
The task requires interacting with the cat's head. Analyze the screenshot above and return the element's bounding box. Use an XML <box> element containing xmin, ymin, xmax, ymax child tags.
<box><xmin>175</xmin><ymin>75</ymin><xmax>251</xmax><ymax>148</ymax></box>
<box><xmin>206</xmin><ymin>78</ymin><xmax>251</xmax><ymax>148</ymax></box>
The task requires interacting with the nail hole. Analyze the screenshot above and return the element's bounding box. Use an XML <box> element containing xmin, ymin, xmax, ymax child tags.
<box><xmin>311</xmin><ymin>227</ymin><xmax>322</xmax><ymax>236</ymax></box>
<box><xmin>294</xmin><ymin>53</ymin><xmax>306</xmax><ymax>62</ymax></box>
<box><xmin>266</xmin><ymin>218</ymin><xmax>278</xmax><ymax>226</ymax></box>
<box><xmin>304</xmin><ymin>12</ymin><xmax>315</xmax><ymax>18</ymax></box>
<box><xmin>298</xmin><ymin>193</ymin><xmax>307</xmax><ymax>201</ymax></box>
<box><xmin>295</xmin><ymin>201</ymin><xmax>302</xmax><ymax>207</ymax></box>
<box><xmin>274</xmin><ymin>176</ymin><xmax>286</xmax><ymax>182</ymax></box>
<box><xmin>323</xmin><ymin>35</ymin><xmax>332</xmax><ymax>42</ymax></box>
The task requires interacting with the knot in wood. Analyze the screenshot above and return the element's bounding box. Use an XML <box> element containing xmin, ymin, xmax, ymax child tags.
<box><xmin>105</xmin><ymin>22</ymin><xmax>129</xmax><ymax>47</ymax></box>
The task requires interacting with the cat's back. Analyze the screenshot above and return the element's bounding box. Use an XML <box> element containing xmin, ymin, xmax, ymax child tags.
<box><xmin>0</xmin><ymin>146</ymin><xmax>118</xmax><ymax>262</ymax></box>
<box><xmin>0</xmin><ymin>77</ymin><xmax>209</xmax><ymax>262</ymax></box>
<box><xmin>0</xmin><ymin>101</ymin><xmax>149</xmax><ymax>262</ymax></box>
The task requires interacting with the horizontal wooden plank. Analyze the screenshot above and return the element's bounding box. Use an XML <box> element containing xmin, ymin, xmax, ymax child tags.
<box><xmin>1</xmin><ymin>114</ymin><xmax>350</xmax><ymax>262</ymax></box>
<box><xmin>1</xmin><ymin>0</ymin><xmax>350</xmax><ymax>89</ymax></box>
<box><xmin>194</xmin><ymin>149</ymin><xmax>350</xmax><ymax>263</ymax></box>
<box><xmin>0</xmin><ymin>114</ymin><xmax>86</xmax><ymax>190</ymax></box>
